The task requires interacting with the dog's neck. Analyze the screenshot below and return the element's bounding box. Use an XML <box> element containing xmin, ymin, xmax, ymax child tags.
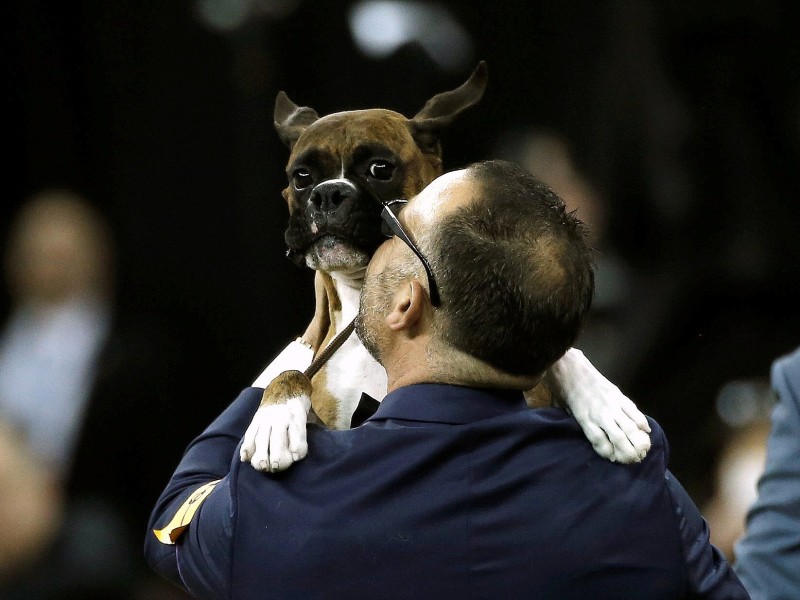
<box><xmin>329</xmin><ymin>268</ymin><xmax>366</xmax><ymax>326</ymax></box>
<box><xmin>322</xmin><ymin>267</ymin><xmax>388</xmax><ymax>427</ymax></box>
<box><xmin>329</xmin><ymin>266</ymin><xmax>366</xmax><ymax>289</ymax></box>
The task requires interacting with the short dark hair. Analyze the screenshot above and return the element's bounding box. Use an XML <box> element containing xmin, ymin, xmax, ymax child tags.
<box><xmin>429</xmin><ymin>159</ymin><xmax>594</xmax><ymax>377</ymax></box>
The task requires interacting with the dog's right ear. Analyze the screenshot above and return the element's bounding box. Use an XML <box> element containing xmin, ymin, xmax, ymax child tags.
<box><xmin>274</xmin><ymin>91</ymin><xmax>320</xmax><ymax>150</ymax></box>
<box><xmin>410</xmin><ymin>61</ymin><xmax>488</xmax><ymax>155</ymax></box>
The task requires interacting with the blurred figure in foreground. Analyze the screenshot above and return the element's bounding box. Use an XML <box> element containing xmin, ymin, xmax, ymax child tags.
<box><xmin>0</xmin><ymin>189</ymin><xmax>191</xmax><ymax>599</ymax></box>
<box><xmin>735</xmin><ymin>345</ymin><xmax>800</xmax><ymax>599</ymax></box>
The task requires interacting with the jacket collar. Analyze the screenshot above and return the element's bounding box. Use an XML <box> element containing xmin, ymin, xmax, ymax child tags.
<box><xmin>363</xmin><ymin>383</ymin><xmax>528</xmax><ymax>426</ymax></box>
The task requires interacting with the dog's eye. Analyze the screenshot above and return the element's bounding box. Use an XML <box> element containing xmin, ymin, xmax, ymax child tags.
<box><xmin>368</xmin><ymin>160</ymin><xmax>394</xmax><ymax>181</ymax></box>
<box><xmin>292</xmin><ymin>169</ymin><xmax>313</xmax><ymax>190</ymax></box>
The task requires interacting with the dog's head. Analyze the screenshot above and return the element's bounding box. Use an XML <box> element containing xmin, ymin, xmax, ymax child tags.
<box><xmin>274</xmin><ymin>61</ymin><xmax>488</xmax><ymax>272</ymax></box>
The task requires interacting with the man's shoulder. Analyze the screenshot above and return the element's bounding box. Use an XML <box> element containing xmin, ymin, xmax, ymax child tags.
<box><xmin>489</xmin><ymin>407</ymin><xmax>668</xmax><ymax>457</ymax></box>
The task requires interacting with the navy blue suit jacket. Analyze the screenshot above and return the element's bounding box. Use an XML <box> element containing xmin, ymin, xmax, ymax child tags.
<box><xmin>145</xmin><ymin>384</ymin><xmax>748</xmax><ymax>599</ymax></box>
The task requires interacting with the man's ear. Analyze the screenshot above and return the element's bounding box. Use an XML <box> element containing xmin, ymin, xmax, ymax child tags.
<box><xmin>386</xmin><ymin>280</ymin><xmax>428</xmax><ymax>332</ymax></box>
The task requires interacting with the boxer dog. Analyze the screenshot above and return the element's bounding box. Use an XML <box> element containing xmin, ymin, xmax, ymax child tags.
<box><xmin>240</xmin><ymin>62</ymin><xmax>651</xmax><ymax>472</ymax></box>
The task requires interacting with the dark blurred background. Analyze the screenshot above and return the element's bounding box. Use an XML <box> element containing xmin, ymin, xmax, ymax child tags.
<box><xmin>3</xmin><ymin>0</ymin><xmax>800</xmax><ymax>597</ymax></box>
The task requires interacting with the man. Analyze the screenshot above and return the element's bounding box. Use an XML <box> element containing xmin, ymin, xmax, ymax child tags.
<box><xmin>145</xmin><ymin>160</ymin><xmax>747</xmax><ymax>599</ymax></box>
<box><xmin>734</xmin><ymin>345</ymin><xmax>800</xmax><ymax>599</ymax></box>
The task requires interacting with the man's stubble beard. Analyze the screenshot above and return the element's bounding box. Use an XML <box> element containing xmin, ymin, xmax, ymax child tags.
<box><xmin>355</xmin><ymin>271</ymin><xmax>391</xmax><ymax>365</ymax></box>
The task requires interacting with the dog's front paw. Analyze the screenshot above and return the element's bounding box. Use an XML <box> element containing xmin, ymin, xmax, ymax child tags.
<box><xmin>570</xmin><ymin>391</ymin><xmax>652</xmax><ymax>464</ymax></box>
<box><xmin>551</xmin><ymin>348</ymin><xmax>651</xmax><ymax>464</ymax></box>
<box><xmin>240</xmin><ymin>397</ymin><xmax>310</xmax><ymax>472</ymax></box>
<box><xmin>241</xmin><ymin>370</ymin><xmax>313</xmax><ymax>473</ymax></box>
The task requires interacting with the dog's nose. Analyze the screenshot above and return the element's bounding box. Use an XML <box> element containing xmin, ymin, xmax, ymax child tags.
<box><xmin>309</xmin><ymin>180</ymin><xmax>356</xmax><ymax>214</ymax></box>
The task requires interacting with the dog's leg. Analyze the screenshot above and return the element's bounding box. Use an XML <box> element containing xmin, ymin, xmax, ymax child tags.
<box><xmin>241</xmin><ymin>370</ymin><xmax>313</xmax><ymax>472</ymax></box>
<box><xmin>526</xmin><ymin>348</ymin><xmax>652</xmax><ymax>464</ymax></box>
<box><xmin>241</xmin><ymin>272</ymin><xmax>335</xmax><ymax>472</ymax></box>
<box><xmin>241</xmin><ymin>342</ymin><xmax>316</xmax><ymax>472</ymax></box>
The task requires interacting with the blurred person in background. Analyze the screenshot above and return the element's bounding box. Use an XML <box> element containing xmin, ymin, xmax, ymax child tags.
<box><xmin>0</xmin><ymin>189</ymin><xmax>191</xmax><ymax>599</ymax></box>
<box><xmin>0</xmin><ymin>417</ymin><xmax>62</xmax><ymax>587</ymax></box>
<box><xmin>702</xmin><ymin>416</ymin><xmax>769</xmax><ymax>562</ymax></box>
<box><xmin>0</xmin><ymin>190</ymin><xmax>114</xmax><ymax>476</ymax></box>
<box><xmin>0</xmin><ymin>190</ymin><xmax>115</xmax><ymax>598</ymax></box>
<box><xmin>735</xmin><ymin>345</ymin><xmax>800</xmax><ymax>599</ymax></box>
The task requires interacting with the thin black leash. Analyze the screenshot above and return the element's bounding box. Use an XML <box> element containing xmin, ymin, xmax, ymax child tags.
<box><xmin>303</xmin><ymin>320</ymin><xmax>355</xmax><ymax>380</ymax></box>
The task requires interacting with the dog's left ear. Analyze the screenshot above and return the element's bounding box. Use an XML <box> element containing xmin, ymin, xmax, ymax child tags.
<box><xmin>409</xmin><ymin>61</ymin><xmax>488</xmax><ymax>154</ymax></box>
<box><xmin>274</xmin><ymin>91</ymin><xmax>320</xmax><ymax>150</ymax></box>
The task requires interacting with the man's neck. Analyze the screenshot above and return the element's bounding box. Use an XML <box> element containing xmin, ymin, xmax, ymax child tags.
<box><xmin>382</xmin><ymin>338</ymin><xmax>439</xmax><ymax>393</ymax></box>
<box><xmin>384</xmin><ymin>342</ymin><xmax>539</xmax><ymax>393</ymax></box>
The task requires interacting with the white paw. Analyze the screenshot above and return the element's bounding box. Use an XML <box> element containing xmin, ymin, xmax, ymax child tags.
<box><xmin>240</xmin><ymin>395</ymin><xmax>310</xmax><ymax>472</ymax></box>
<box><xmin>572</xmin><ymin>390</ymin><xmax>652</xmax><ymax>464</ymax></box>
<box><xmin>554</xmin><ymin>348</ymin><xmax>652</xmax><ymax>464</ymax></box>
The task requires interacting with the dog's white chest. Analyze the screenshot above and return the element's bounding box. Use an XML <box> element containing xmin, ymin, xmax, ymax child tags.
<box><xmin>323</xmin><ymin>335</ymin><xmax>387</xmax><ymax>429</ymax></box>
<box><xmin>324</xmin><ymin>273</ymin><xmax>387</xmax><ymax>429</ymax></box>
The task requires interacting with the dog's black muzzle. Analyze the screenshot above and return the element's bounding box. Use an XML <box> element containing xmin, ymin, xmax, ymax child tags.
<box><xmin>284</xmin><ymin>179</ymin><xmax>387</xmax><ymax>267</ymax></box>
<box><xmin>308</xmin><ymin>179</ymin><xmax>357</xmax><ymax>217</ymax></box>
